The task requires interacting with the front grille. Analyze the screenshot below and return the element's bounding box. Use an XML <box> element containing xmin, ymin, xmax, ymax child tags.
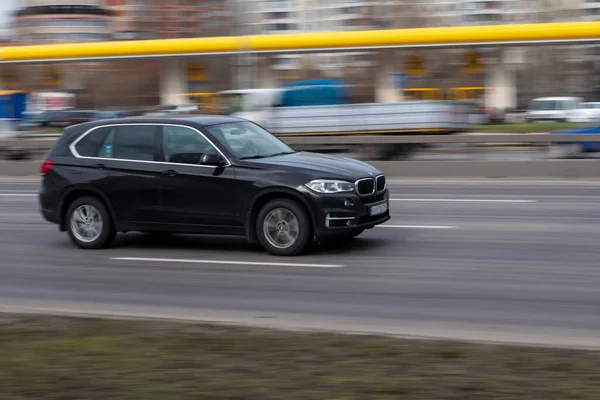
<box><xmin>361</xmin><ymin>193</ymin><xmax>385</xmax><ymax>204</ymax></box>
<box><xmin>376</xmin><ymin>175</ymin><xmax>386</xmax><ymax>192</ymax></box>
<box><xmin>356</xmin><ymin>178</ymin><xmax>375</xmax><ymax>196</ymax></box>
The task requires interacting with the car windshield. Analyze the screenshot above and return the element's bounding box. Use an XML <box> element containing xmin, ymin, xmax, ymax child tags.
<box><xmin>207</xmin><ymin>121</ymin><xmax>295</xmax><ymax>160</ymax></box>
<box><xmin>531</xmin><ymin>100</ymin><xmax>563</xmax><ymax>110</ymax></box>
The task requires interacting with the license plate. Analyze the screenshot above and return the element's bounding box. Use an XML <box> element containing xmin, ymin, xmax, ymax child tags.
<box><xmin>369</xmin><ymin>201</ymin><xmax>388</xmax><ymax>216</ymax></box>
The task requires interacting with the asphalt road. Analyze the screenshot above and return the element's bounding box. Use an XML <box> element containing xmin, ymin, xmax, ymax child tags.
<box><xmin>0</xmin><ymin>178</ymin><xmax>599</xmax><ymax>348</ymax></box>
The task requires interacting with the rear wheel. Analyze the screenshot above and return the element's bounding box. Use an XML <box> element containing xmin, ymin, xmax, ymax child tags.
<box><xmin>256</xmin><ymin>199</ymin><xmax>312</xmax><ymax>256</ymax></box>
<box><xmin>66</xmin><ymin>196</ymin><xmax>115</xmax><ymax>249</ymax></box>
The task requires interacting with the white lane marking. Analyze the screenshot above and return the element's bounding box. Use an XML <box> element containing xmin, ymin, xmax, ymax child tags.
<box><xmin>112</xmin><ymin>257</ymin><xmax>345</xmax><ymax>268</ymax></box>
<box><xmin>0</xmin><ymin>193</ymin><xmax>37</xmax><ymax>197</ymax></box>
<box><xmin>391</xmin><ymin>198</ymin><xmax>536</xmax><ymax>203</ymax></box>
<box><xmin>379</xmin><ymin>225</ymin><xmax>456</xmax><ymax>229</ymax></box>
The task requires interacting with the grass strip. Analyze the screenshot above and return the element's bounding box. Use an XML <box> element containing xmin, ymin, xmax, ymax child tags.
<box><xmin>471</xmin><ymin>123</ymin><xmax>583</xmax><ymax>134</ymax></box>
<box><xmin>0</xmin><ymin>314</ymin><xmax>599</xmax><ymax>400</ymax></box>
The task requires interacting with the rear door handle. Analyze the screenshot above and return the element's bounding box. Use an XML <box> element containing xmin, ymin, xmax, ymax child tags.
<box><xmin>94</xmin><ymin>163</ymin><xmax>105</xmax><ymax>169</ymax></box>
<box><xmin>162</xmin><ymin>169</ymin><xmax>178</xmax><ymax>177</ymax></box>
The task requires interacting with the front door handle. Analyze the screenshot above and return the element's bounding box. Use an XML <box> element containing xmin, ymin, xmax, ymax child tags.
<box><xmin>162</xmin><ymin>169</ymin><xmax>178</xmax><ymax>177</ymax></box>
<box><xmin>94</xmin><ymin>163</ymin><xmax>105</xmax><ymax>169</ymax></box>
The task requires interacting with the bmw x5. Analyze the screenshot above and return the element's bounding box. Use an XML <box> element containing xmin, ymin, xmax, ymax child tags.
<box><xmin>39</xmin><ymin>116</ymin><xmax>390</xmax><ymax>256</ymax></box>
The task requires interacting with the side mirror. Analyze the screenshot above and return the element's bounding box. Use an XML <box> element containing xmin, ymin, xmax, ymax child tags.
<box><xmin>200</xmin><ymin>153</ymin><xmax>224</xmax><ymax>166</ymax></box>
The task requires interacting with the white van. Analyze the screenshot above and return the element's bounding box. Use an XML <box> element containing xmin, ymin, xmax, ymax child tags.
<box><xmin>570</xmin><ymin>102</ymin><xmax>600</xmax><ymax>123</ymax></box>
<box><xmin>525</xmin><ymin>97</ymin><xmax>582</xmax><ymax>123</ymax></box>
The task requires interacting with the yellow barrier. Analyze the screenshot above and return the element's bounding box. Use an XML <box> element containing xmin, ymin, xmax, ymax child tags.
<box><xmin>0</xmin><ymin>21</ymin><xmax>598</xmax><ymax>63</ymax></box>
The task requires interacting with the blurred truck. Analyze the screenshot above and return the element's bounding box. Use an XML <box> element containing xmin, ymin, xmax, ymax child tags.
<box><xmin>215</xmin><ymin>80</ymin><xmax>473</xmax><ymax>159</ymax></box>
<box><xmin>0</xmin><ymin>91</ymin><xmax>27</xmax><ymax>121</ymax></box>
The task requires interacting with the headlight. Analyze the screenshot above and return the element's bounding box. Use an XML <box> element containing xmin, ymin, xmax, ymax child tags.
<box><xmin>305</xmin><ymin>179</ymin><xmax>354</xmax><ymax>194</ymax></box>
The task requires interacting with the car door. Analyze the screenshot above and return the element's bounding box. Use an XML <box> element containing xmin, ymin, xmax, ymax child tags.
<box><xmin>72</xmin><ymin>124</ymin><xmax>164</xmax><ymax>226</ymax></box>
<box><xmin>157</xmin><ymin>124</ymin><xmax>242</xmax><ymax>232</ymax></box>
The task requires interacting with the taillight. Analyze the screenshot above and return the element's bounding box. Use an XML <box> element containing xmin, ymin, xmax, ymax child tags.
<box><xmin>40</xmin><ymin>160</ymin><xmax>53</xmax><ymax>175</ymax></box>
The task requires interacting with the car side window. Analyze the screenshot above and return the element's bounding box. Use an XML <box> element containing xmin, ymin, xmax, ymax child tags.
<box><xmin>162</xmin><ymin>125</ymin><xmax>215</xmax><ymax>164</ymax></box>
<box><xmin>96</xmin><ymin>127</ymin><xmax>116</xmax><ymax>158</ymax></box>
<box><xmin>73</xmin><ymin>126</ymin><xmax>112</xmax><ymax>157</ymax></box>
<box><xmin>114</xmin><ymin>125</ymin><xmax>159</xmax><ymax>161</ymax></box>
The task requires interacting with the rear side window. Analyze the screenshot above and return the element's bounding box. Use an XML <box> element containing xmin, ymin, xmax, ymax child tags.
<box><xmin>73</xmin><ymin>126</ymin><xmax>112</xmax><ymax>157</ymax></box>
<box><xmin>96</xmin><ymin>128</ymin><xmax>116</xmax><ymax>158</ymax></box>
<box><xmin>73</xmin><ymin>125</ymin><xmax>159</xmax><ymax>161</ymax></box>
<box><xmin>113</xmin><ymin>125</ymin><xmax>159</xmax><ymax>161</ymax></box>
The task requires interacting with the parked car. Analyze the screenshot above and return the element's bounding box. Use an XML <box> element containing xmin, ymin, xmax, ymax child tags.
<box><xmin>28</xmin><ymin>109</ymin><xmax>74</xmax><ymax>127</ymax></box>
<box><xmin>0</xmin><ymin>118</ymin><xmax>29</xmax><ymax>160</ymax></box>
<box><xmin>525</xmin><ymin>97</ymin><xmax>582</xmax><ymax>123</ymax></box>
<box><xmin>38</xmin><ymin>116</ymin><xmax>390</xmax><ymax>255</ymax></box>
<box><xmin>570</xmin><ymin>102</ymin><xmax>600</xmax><ymax>123</ymax></box>
<box><xmin>90</xmin><ymin>110</ymin><xmax>131</xmax><ymax>121</ymax></box>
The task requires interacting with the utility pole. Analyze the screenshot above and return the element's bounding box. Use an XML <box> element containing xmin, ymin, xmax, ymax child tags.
<box><xmin>231</xmin><ymin>0</ymin><xmax>254</xmax><ymax>90</ymax></box>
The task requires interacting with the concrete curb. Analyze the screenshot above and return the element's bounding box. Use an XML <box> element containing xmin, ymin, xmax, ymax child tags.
<box><xmin>1</xmin><ymin>302</ymin><xmax>599</xmax><ymax>350</ymax></box>
<box><xmin>2</xmin><ymin>160</ymin><xmax>600</xmax><ymax>178</ymax></box>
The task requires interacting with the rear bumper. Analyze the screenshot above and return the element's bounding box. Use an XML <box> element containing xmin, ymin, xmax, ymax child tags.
<box><xmin>40</xmin><ymin>205</ymin><xmax>59</xmax><ymax>224</ymax></box>
<box><xmin>38</xmin><ymin>190</ymin><xmax>60</xmax><ymax>225</ymax></box>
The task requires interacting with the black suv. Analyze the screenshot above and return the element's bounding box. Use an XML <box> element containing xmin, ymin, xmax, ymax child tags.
<box><xmin>39</xmin><ymin>116</ymin><xmax>390</xmax><ymax>256</ymax></box>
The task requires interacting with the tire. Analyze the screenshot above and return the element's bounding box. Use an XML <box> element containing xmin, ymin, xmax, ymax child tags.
<box><xmin>256</xmin><ymin>199</ymin><xmax>312</xmax><ymax>256</ymax></box>
<box><xmin>66</xmin><ymin>196</ymin><xmax>115</xmax><ymax>249</ymax></box>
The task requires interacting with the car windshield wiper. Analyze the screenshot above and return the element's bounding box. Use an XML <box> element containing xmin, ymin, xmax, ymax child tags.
<box><xmin>239</xmin><ymin>154</ymin><xmax>273</xmax><ymax>160</ymax></box>
<box><xmin>260</xmin><ymin>151</ymin><xmax>295</xmax><ymax>158</ymax></box>
<box><xmin>240</xmin><ymin>151</ymin><xmax>295</xmax><ymax>160</ymax></box>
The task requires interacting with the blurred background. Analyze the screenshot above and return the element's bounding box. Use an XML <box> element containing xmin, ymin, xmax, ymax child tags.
<box><xmin>0</xmin><ymin>0</ymin><xmax>598</xmax><ymax>111</ymax></box>
<box><xmin>0</xmin><ymin>0</ymin><xmax>599</xmax><ymax>163</ymax></box>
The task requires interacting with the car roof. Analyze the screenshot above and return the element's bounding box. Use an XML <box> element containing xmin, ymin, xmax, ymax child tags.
<box><xmin>78</xmin><ymin>114</ymin><xmax>245</xmax><ymax>128</ymax></box>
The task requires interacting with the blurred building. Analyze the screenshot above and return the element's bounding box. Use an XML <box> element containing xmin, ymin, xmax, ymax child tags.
<box><xmin>106</xmin><ymin>0</ymin><xmax>233</xmax><ymax>40</ymax></box>
<box><xmin>415</xmin><ymin>0</ymin><xmax>456</xmax><ymax>26</ymax></box>
<box><xmin>104</xmin><ymin>0</ymin><xmax>236</xmax><ymax>101</ymax></box>
<box><xmin>241</xmin><ymin>0</ymin><xmax>383</xmax><ymax>85</ymax></box>
<box><xmin>13</xmin><ymin>0</ymin><xmax>113</xmax><ymax>44</ymax></box>
<box><xmin>454</xmin><ymin>0</ymin><xmax>534</xmax><ymax>25</ymax></box>
<box><xmin>9</xmin><ymin>1</ymin><xmax>115</xmax><ymax>99</ymax></box>
<box><xmin>581</xmin><ymin>0</ymin><xmax>600</xmax><ymax>20</ymax></box>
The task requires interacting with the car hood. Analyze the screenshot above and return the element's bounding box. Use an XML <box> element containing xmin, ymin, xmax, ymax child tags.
<box><xmin>243</xmin><ymin>151</ymin><xmax>382</xmax><ymax>179</ymax></box>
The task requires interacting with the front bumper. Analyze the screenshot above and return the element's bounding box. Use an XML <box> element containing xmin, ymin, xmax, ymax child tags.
<box><xmin>301</xmin><ymin>187</ymin><xmax>391</xmax><ymax>237</ymax></box>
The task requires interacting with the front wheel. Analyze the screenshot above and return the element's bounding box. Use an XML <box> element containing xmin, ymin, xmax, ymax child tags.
<box><xmin>256</xmin><ymin>199</ymin><xmax>312</xmax><ymax>256</ymax></box>
<box><xmin>66</xmin><ymin>196</ymin><xmax>115</xmax><ymax>249</ymax></box>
